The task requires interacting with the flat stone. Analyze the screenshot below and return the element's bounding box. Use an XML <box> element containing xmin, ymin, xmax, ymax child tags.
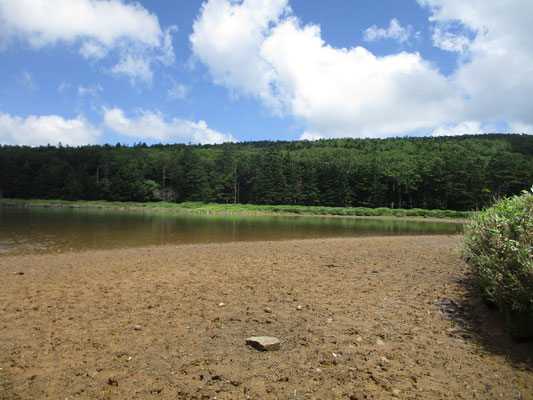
<box><xmin>246</xmin><ymin>336</ymin><xmax>280</xmax><ymax>351</ymax></box>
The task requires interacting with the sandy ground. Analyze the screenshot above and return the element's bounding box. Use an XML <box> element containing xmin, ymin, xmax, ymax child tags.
<box><xmin>0</xmin><ymin>236</ymin><xmax>532</xmax><ymax>399</ymax></box>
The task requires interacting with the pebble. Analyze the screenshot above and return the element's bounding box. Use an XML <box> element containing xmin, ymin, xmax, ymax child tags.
<box><xmin>246</xmin><ymin>336</ymin><xmax>281</xmax><ymax>351</ymax></box>
<box><xmin>376</xmin><ymin>338</ymin><xmax>385</xmax><ymax>346</ymax></box>
<box><xmin>264</xmin><ymin>307</ymin><xmax>273</xmax><ymax>313</ymax></box>
<box><xmin>107</xmin><ymin>377</ymin><xmax>118</xmax><ymax>386</ymax></box>
<box><xmin>133</xmin><ymin>325</ymin><xmax>142</xmax><ymax>331</ymax></box>
<box><xmin>218</xmin><ymin>302</ymin><xmax>226</xmax><ymax>307</ymax></box>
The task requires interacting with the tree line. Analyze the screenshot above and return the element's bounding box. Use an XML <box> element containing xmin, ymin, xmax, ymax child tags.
<box><xmin>0</xmin><ymin>134</ymin><xmax>531</xmax><ymax>211</ymax></box>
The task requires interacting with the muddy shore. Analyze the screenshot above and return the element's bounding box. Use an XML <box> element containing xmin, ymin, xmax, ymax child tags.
<box><xmin>1</xmin><ymin>236</ymin><xmax>531</xmax><ymax>399</ymax></box>
<box><xmin>0</xmin><ymin>201</ymin><xmax>468</xmax><ymax>224</ymax></box>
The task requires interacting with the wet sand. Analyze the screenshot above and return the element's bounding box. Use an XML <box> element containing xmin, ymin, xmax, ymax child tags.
<box><xmin>0</xmin><ymin>236</ymin><xmax>531</xmax><ymax>399</ymax></box>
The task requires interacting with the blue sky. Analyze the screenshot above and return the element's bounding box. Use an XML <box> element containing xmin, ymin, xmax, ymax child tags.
<box><xmin>0</xmin><ymin>0</ymin><xmax>532</xmax><ymax>146</ymax></box>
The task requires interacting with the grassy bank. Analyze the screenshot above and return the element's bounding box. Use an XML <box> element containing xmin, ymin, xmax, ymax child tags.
<box><xmin>0</xmin><ymin>198</ymin><xmax>473</xmax><ymax>219</ymax></box>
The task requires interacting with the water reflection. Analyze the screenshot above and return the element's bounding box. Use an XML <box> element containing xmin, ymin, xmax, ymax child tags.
<box><xmin>0</xmin><ymin>207</ymin><xmax>462</xmax><ymax>255</ymax></box>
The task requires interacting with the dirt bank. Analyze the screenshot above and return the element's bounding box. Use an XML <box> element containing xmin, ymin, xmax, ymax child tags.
<box><xmin>0</xmin><ymin>236</ymin><xmax>531</xmax><ymax>399</ymax></box>
<box><xmin>0</xmin><ymin>201</ymin><xmax>468</xmax><ymax>224</ymax></box>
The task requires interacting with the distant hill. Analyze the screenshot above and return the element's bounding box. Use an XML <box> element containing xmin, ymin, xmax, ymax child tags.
<box><xmin>1</xmin><ymin>134</ymin><xmax>532</xmax><ymax>211</ymax></box>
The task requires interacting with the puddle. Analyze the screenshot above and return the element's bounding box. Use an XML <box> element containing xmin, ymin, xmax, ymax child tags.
<box><xmin>436</xmin><ymin>299</ymin><xmax>474</xmax><ymax>340</ymax></box>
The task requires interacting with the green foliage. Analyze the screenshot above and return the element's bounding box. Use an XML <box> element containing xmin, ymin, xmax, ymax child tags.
<box><xmin>462</xmin><ymin>189</ymin><xmax>533</xmax><ymax>340</ymax></box>
<box><xmin>0</xmin><ymin>198</ymin><xmax>472</xmax><ymax>220</ymax></box>
<box><xmin>0</xmin><ymin>134</ymin><xmax>532</xmax><ymax>210</ymax></box>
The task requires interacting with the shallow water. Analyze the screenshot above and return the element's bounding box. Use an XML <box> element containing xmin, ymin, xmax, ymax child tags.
<box><xmin>0</xmin><ymin>206</ymin><xmax>462</xmax><ymax>255</ymax></box>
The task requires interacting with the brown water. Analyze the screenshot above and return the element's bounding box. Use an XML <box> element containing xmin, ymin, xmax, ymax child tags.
<box><xmin>0</xmin><ymin>207</ymin><xmax>463</xmax><ymax>255</ymax></box>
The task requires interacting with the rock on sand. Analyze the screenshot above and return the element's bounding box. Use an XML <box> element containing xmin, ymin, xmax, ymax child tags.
<box><xmin>246</xmin><ymin>336</ymin><xmax>281</xmax><ymax>351</ymax></box>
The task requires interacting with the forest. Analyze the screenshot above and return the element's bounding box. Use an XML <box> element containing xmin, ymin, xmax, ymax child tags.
<box><xmin>0</xmin><ymin>134</ymin><xmax>532</xmax><ymax>211</ymax></box>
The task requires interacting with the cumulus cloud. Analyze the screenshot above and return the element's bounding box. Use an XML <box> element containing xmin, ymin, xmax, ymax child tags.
<box><xmin>191</xmin><ymin>0</ymin><xmax>533</xmax><ymax>138</ymax></box>
<box><xmin>0</xmin><ymin>0</ymin><xmax>176</xmax><ymax>84</ymax></box>
<box><xmin>299</xmin><ymin>131</ymin><xmax>323</xmax><ymax>141</ymax></box>
<box><xmin>191</xmin><ymin>0</ymin><xmax>462</xmax><ymax>138</ymax></box>
<box><xmin>431</xmin><ymin>27</ymin><xmax>470</xmax><ymax>53</ymax></box>
<box><xmin>508</xmin><ymin>122</ymin><xmax>533</xmax><ymax>135</ymax></box>
<box><xmin>419</xmin><ymin>0</ymin><xmax>533</xmax><ymax>127</ymax></box>
<box><xmin>0</xmin><ymin>112</ymin><xmax>101</xmax><ymax>146</ymax></box>
<box><xmin>431</xmin><ymin>120</ymin><xmax>484</xmax><ymax>136</ymax></box>
<box><xmin>190</xmin><ymin>0</ymin><xmax>289</xmax><ymax>110</ymax></box>
<box><xmin>103</xmin><ymin>107</ymin><xmax>235</xmax><ymax>144</ymax></box>
<box><xmin>363</xmin><ymin>19</ymin><xmax>411</xmax><ymax>43</ymax></box>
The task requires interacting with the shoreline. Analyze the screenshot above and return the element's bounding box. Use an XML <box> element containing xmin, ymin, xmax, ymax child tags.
<box><xmin>0</xmin><ymin>236</ymin><xmax>531</xmax><ymax>399</ymax></box>
<box><xmin>0</xmin><ymin>200</ymin><xmax>468</xmax><ymax>224</ymax></box>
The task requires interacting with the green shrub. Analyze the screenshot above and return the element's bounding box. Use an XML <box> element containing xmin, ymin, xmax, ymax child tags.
<box><xmin>461</xmin><ymin>188</ymin><xmax>533</xmax><ymax>341</ymax></box>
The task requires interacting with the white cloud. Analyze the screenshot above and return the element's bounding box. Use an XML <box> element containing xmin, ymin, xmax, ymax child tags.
<box><xmin>79</xmin><ymin>40</ymin><xmax>108</xmax><ymax>59</ymax></box>
<box><xmin>508</xmin><ymin>121</ymin><xmax>533</xmax><ymax>134</ymax></box>
<box><xmin>58</xmin><ymin>82</ymin><xmax>71</xmax><ymax>92</ymax></box>
<box><xmin>167</xmin><ymin>80</ymin><xmax>188</xmax><ymax>100</ymax></box>
<box><xmin>0</xmin><ymin>0</ymin><xmax>176</xmax><ymax>84</ymax></box>
<box><xmin>190</xmin><ymin>0</ymin><xmax>289</xmax><ymax>111</ymax></box>
<box><xmin>191</xmin><ymin>0</ymin><xmax>533</xmax><ymax>139</ymax></box>
<box><xmin>419</xmin><ymin>0</ymin><xmax>533</xmax><ymax>126</ymax></box>
<box><xmin>103</xmin><ymin>107</ymin><xmax>235</xmax><ymax>144</ymax></box>
<box><xmin>191</xmin><ymin>0</ymin><xmax>462</xmax><ymax>138</ymax></box>
<box><xmin>363</xmin><ymin>19</ymin><xmax>411</xmax><ymax>43</ymax></box>
<box><xmin>20</xmin><ymin>70</ymin><xmax>35</xmax><ymax>90</ymax></box>
<box><xmin>299</xmin><ymin>131</ymin><xmax>323</xmax><ymax>141</ymax></box>
<box><xmin>111</xmin><ymin>53</ymin><xmax>153</xmax><ymax>84</ymax></box>
<box><xmin>431</xmin><ymin>120</ymin><xmax>484</xmax><ymax>136</ymax></box>
<box><xmin>433</xmin><ymin>120</ymin><xmax>533</xmax><ymax>136</ymax></box>
<box><xmin>78</xmin><ymin>83</ymin><xmax>103</xmax><ymax>97</ymax></box>
<box><xmin>0</xmin><ymin>112</ymin><xmax>101</xmax><ymax>146</ymax></box>
<box><xmin>431</xmin><ymin>27</ymin><xmax>470</xmax><ymax>53</ymax></box>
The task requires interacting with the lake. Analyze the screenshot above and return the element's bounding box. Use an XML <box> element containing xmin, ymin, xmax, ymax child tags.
<box><xmin>0</xmin><ymin>206</ymin><xmax>463</xmax><ymax>255</ymax></box>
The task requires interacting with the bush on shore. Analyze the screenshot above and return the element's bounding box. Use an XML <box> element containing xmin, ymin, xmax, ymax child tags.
<box><xmin>462</xmin><ymin>188</ymin><xmax>533</xmax><ymax>341</ymax></box>
<box><xmin>0</xmin><ymin>198</ymin><xmax>472</xmax><ymax>220</ymax></box>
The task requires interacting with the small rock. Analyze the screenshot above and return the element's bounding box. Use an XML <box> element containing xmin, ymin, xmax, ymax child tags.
<box><xmin>13</xmin><ymin>271</ymin><xmax>24</xmax><ymax>275</ymax></box>
<box><xmin>133</xmin><ymin>325</ymin><xmax>142</xmax><ymax>331</ymax></box>
<box><xmin>264</xmin><ymin>307</ymin><xmax>273</xmax><ymax>313</ymax></box>
<box><xmin>107</xmin><ymin>377</ymin><xmax>118</xmax><ymax>386</ymax></box>
<box><xmin>376</xmin><ymin>338</ymin><xmax>385</xmax><ymax>346</ymax></box>
<box><xmin>218</xmin><ymin>302</ymin><xmax>226</xmax><ymax>307</ymax></box>
<box><xmin>391</xmin><ymin>388</ymin><xmax>401</xmax><ymax>396</ymax></box>
<box><xmin>356</xmin><ymin>336</ymin><xmax>364</xmax><ymax>342</ymax></box>
<box><xmin>246</xmin><ymin>336</ymin><xmax>280</xmax><ymax>351</ymax></box>
<box><xmin>296</xmin><ymin>305</ymin><xmax>303</xmax><ymax>310</ymax></box>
